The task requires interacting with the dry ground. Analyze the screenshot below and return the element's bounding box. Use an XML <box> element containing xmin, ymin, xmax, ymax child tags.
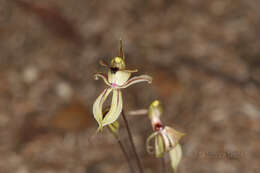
<box><xmin>0</xmin><ymin>0</ymin><xmax>260</xmax><ymax>173</ymax></box>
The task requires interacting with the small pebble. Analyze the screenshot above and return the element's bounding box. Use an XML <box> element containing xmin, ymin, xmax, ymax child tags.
<box><xmin>23</xmin><ymin>67</ymin><xmax>39</xmax><ymax>83</ymax></box>
<box><xmin>56</xmin><ymin>82</ymin><xmax>73</xmax><ymax>100</ymax></box>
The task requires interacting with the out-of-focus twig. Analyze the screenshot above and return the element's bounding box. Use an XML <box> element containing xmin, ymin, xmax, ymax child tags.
<box><xmin>127</xmin><ymin>109</ymin><xmax>148</xmax><ymax>116</ymax></box>
<box><xmin>161</xmin><ymin>155</ymin><xmax>166</xmax><ymax>173</ymax></box>
<box><xmin>122</xmin><ymin>110</ymin><xmax>144</xmax><ymax>173</ymax></box>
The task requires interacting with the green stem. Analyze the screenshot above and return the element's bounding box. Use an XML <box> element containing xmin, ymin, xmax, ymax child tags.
<box><xmin>122</xmin><ymin>110</ymin><xmax>144</xmax><ymax>173</ymax></box>
<box><xmin>114</xmin><ymin>134</ymin><xmax>135</xmax><ymax>173</ymax></box>
<box><xmin>161</xmin><ymin>155</ymin><xmax>166</xmax><ymax>173</ymax></box>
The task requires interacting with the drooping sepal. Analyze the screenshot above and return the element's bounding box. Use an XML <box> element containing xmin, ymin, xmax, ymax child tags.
<box><xmin>146</xmin><ymin>131</ymin><xmax>159</xmax><ymax>154</ymax></box>
<box><xmin>164</xmin><ymin>126</ymin><xmax>185</xmax><ymax>148</ymax></box>
<box><xmin>155</xmin><ymin>134</ymin><xmax>165</xmax><ymax>158</ymax></box>
<box><xmin>102</xmin><ymin>89</ymin><xmax>123</xmax><ymax>127</ymax></box>
<box><xmin>93</xmin><ymin>88</ymin><xmax>113</xmax><ymax>130</ymax></box>
<box><xmin>169</xmin><ymin>144</ymin><xmax>182</xmax><ymax>173</ymax></box>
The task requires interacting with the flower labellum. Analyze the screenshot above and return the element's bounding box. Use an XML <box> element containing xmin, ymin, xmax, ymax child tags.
<box><xmin>146</xmin><ymin>126</ymin><xmax>185</xmax><ymax>158</ymax></box>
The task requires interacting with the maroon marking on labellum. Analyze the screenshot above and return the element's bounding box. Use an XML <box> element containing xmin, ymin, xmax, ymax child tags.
<box><xmin>110</xmin><ymin>67</ymin><xmax>119</xmax><ymax>73</ymax></box>
<box><xmin>154</xmin><ymin>123</ymin><xmax>164</xmax><ymax>131</ymax></box>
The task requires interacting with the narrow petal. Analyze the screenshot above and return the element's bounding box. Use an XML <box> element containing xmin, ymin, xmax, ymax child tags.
<box><xmin>161</xmin><ymin>131</ymin><xmax>171</xmax><ymax>151</ymax></box>
<box><xmin>155</xmin><ymin>134</ymin><xmax>165</xmax><ymax>158</ymax></box>
<box><xmin>169</xmin><ymin>144</ymin><xmax>182</xmax><ymax>173</ymax></box>
<box><xmin>119</xmin><ymin>75</ymin><xmax>152</xmax><ymax>88</ymax></box>
<box><xmin>119</xmin><ymin>39</ymin><xmax>124</xmax><ymax>60</ymax></box>
<box><xmin>99</xmin><ymin>60</ymin><xmax>109</xmax><ymax>67</ymax></box>
<box><xmin>93</xmin><ymin>88</ymin><xmax>113</xmax><ymax>129</ymax></box>
<box><xmin>122</xmin><ymin>69</ymin><xmax>138</xmax><ymax>73</ymax></box>
<box><xmin>165</xmin><ymin>126</ymin><xmax>185</xmax><ymax>145</ymax></box>
<box><xmin>102</xmin><ymin>89</ymin><xmax>123</xmax><ymax>126</ymax></box>
<box><xmin>146</xmin><ymin>132</ymin><xmax>159</xmax><ymax>154</ymax></box>
<box><xmin>94</xmin><ymin>73</ymin><xmax>112</xmax><ymax>87</ymax></box>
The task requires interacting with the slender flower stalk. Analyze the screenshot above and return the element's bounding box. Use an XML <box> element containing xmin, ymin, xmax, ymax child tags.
<box><xmin>107</xmin><ymin>121</ymin><xmax>135</xmax><ymax>173</ymax></box>
<box><xmin>116</xmin><ymin>138</ymin><xmax>135</xmax><ymax>173</ymax></box>
<box><xmin>122</xmin><ymin>110</ymin><xmax>144</xmax><ymax>173</ymax></box>
<box><xmin>161</xmin><ymin>155</ymin><xmax>166</xmax><ymax>173</ymax></box>
<box><xmin>103</xmin><ymin>107</ymin><xmax>134</xmax><ymax>173</ymax></box>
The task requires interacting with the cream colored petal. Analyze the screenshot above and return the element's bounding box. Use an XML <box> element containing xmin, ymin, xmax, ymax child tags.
<box><xmin>94</xmin><ymin>73</ymin><xmax>112</xmax><ymax>87</ymax></box>
<box><xmin>102</xmin><ymin>89</ymin><xmax>123</xmax><ymax>126</ymax></box>
<box><xmin>118</xmin><ymin>75</ymin><xmax>152</xmax><ymax>89</ymax></box>
<box><xmin>169</xmin><ymin>144</ymin><xmax>182</xmax><ymax>173</ymax></box>
<box><xmin>99</xmin><ymin>60</ymin><xmax>109</xmax><ymax>67</ymax></box>
<box><xmin>93</xmin><ymin>88</ymin><xmax>113</xmax><ymax>130</ymax></box>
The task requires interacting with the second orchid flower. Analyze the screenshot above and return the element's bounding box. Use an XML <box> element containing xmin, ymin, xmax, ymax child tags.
<box><xmin>146</xmin><ymin>100</ymin><xmax>185</xmax><ymax>173</ymax></box>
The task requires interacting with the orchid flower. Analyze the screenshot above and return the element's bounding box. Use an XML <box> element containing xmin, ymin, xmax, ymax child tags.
<box><xmin>93</xmin><ymin>41</ymin><xmax>152</xmax><ymax>131</ymax></box>
<box><xmin>146</xmin><ymin>100</ymin><xmax>185</xmax><ymax>172</ymax></box>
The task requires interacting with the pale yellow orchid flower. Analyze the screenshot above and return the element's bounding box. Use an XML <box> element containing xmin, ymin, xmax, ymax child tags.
<box><xmin>146</xmin><ymin>100</ymin><xmax>185</xmax><ymax>172</ymax></box>
<box><xmin>93</xmin><ymin>41</ymin><xmax>152</xmax><ymax>131</ymax></box>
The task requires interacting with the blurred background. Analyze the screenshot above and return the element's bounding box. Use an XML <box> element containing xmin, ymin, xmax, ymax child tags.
<box><xmin>0</xmin><ymin>0</ymin><xmax>259</xmax><ymax>172</ymax></box>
